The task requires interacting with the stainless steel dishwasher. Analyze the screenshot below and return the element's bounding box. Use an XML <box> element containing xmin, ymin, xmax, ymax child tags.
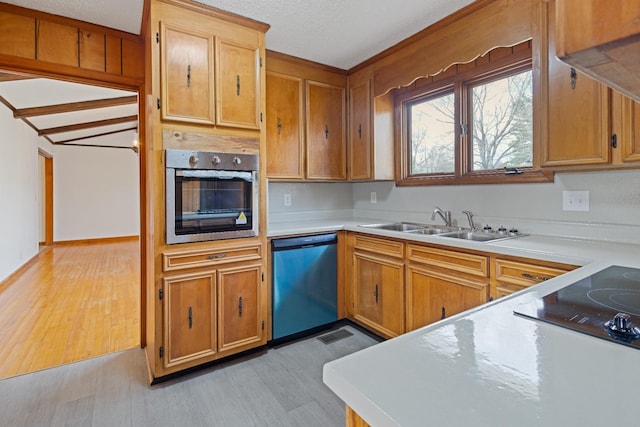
<box><xmin>271</xmin><ymin>233</ymin><xmax>337</xmax><ymax>342</ymax></box>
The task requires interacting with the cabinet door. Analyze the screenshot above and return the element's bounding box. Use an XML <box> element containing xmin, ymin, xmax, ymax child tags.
<box><xmin>541</xmin><ymin>3</ymin><xmax>611</xmax><ymax>167</ymax></box>
<box><xmin>160</xmin><ymin>22</ymin><xmax>215</xmax><ymax>125</ymax></box>
<box><xmin>306</xmin><ymin>81</ymin><xmax>347</xmax><ymax>180</ymax></box>
<box><xmin>348</xmin><ymin>80</ymin><xmax>372</xmax><ymax>180</ymax></box>
<box><xmin>353</xmin><ymin>252</ymin><xmax>404</xmax><ymax>338</ymax></box>
<box><xmin>217</xmin><ymin>263</ymin><xmax>263</xmax><ymax>352</ymax></box>
<box><xmin>618</xmin><ymin>93</ymin><xmax>640</xmax><ymax>163</ymax></box>
<box><xmin>163</xmin><ymin>271</ymin><xmax>217</xmax><ymax>368</ymax></box>
<box><xmin>266</xmin><ymin>72</ymin><xmax>304</xmax><ymax>178</ymax></box>
<box><xmin>216</xmin><ymin>38</ymin><xmax>260</xmax><ymax>130</ymax></box>
<box><xmin>406</xmin><ymin>266</ymin><xmax>487</xmax><ymax>332</ymax></box>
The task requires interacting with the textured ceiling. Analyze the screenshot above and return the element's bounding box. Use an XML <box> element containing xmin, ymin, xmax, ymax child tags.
<box><xmin>2</xmin><ymin>0</ymin><xmax>476</xmax><ymax>69</ymax></box>
<box><xmin>198</xmin><ymin>0</ymin><xmax>476</xmax><ymax>69</ymax></box>
<box><xmin>1</xmin><ymin>0</ymin><xmax>144</xmax><ymax>35</ymax></box>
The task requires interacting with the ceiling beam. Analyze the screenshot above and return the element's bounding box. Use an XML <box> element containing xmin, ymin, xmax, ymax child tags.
<box><xmin>38</xmin><ymin>115</ymin><xmax>138</xmax><ymax>136</ymax></box>
<box><xmin>53</xmin><ymin>125</ymin><xmax>137</xmax><ymax>144</ymax></box>
<box><xmin>13</xmin><ymin>95</ymin><xmax>138</xmax><ymax>118</ymax></box>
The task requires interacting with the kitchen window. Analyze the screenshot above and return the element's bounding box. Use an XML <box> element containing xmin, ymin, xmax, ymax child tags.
<box><xmin>395</xmin><ymin>41</ymin><xmax>552</xmax><ymax>185</ymax></box>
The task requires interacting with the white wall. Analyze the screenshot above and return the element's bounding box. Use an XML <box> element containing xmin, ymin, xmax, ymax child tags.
<box><xmin>267</xmin><ymin>169</ymin><xmax>640</xmax><ymax>244</ymax></box>
<box><xmin>0</xmin><ymin>102</ymin><xmax>140</xmax><ymax>282</ymax></box>
<box><xmin>0</xmin><ymin>104</ymin><xmax>40</xmax><ymax>282</ymax></box>
<box><xmin>353</xmin><ymin>170</ymin><xmax>640</xmax><ymax>242</ymax></box>
<box><xmin>50</xmin><ymin>144</ymin><xmax>139</xmax><ymax>242</ymax></box>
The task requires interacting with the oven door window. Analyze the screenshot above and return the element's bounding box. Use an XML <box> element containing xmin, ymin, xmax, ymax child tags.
<box><xmin>174</xmin><ymin>173</ymin><xmax>253</xmax><ymax>236</ymax></box>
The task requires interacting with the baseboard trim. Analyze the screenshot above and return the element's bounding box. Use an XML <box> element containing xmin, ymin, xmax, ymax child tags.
<box><xmin>0</xmin><ymin>251</ymin><xmax>41</xmax><ymax>294</ymax></box>
<box><xmin>54</xmin><ymin>235</ymin><xmax>139</xmax><ymax>246</ymax></box>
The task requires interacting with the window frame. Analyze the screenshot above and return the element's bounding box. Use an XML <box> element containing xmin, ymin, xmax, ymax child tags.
<box><xmin>395</xmin><ymin>43</ymin><xmax>552</xmax><ymax>186</ymax></box>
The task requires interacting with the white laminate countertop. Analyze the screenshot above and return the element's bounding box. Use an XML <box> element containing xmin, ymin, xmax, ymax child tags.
<box><xmin>269</xmin><ymin>217</ymin><xmax>640</xmax><ymax>426</ymax></box>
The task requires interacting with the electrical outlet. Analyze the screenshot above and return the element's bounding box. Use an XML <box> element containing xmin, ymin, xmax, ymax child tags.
<box><xmin>370</xmin><ymin>192</ymin><xmax>377</xmax><ymax>203</ymax></box>
<box><xmin>562</xmin><ymin>190</ymin><xmax>589</xmax><ymax>212</ymax></box>
<box><xmin>283</xmin><ymin>194</ymin><xmax>292</xmax><ymax>207</ymax></box>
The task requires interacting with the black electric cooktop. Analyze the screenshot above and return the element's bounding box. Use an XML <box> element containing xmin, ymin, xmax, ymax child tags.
<box><xmin>514</xmin><ymin>265</ymin><xmax>640</xmax><ymax>350</ymax></box>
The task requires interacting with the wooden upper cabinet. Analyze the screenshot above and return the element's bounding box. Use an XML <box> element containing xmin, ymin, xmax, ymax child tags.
<box><xmin>541</xmin><ymin>1</ymin><xmax>611</xmax><ymax>168</ymax></box>
<box><xmin>160</xmin><ymin>22</ymin><xmax>215</xmax><ymax>125</ymax></box>
<box><xmin>306</xmin><ymin>81</ymin><xmax>346</xmax><ymax>180</ymax></box>
<box><xmin>348</xmin><ymin>80</ymin><xmax>372</xmax><ymax>180</ymax></box>
<box><xmin>266</xmin><ymin>71</ymin><xmax>304</xmax><ymax>178</ymax></box>
<box><xmin>216</xmin><ymin>38</ymin><xmax>261</xmax><ymax>130</ymax></box>
<box><xmin>555</xmin><ymin>0</ymin><xmax>640</xmax><ymax>104</ymax></box>
<box><xmin>615</xmin><ymin>92</ymin><xmax>640</xmax><ymax>163</ymax></box>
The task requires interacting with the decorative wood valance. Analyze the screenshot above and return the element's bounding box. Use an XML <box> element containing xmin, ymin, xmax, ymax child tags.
<box><xmin>372</xmin><ymin>0</ymin><xmax>534</xmax><ymax>96</ymax></box>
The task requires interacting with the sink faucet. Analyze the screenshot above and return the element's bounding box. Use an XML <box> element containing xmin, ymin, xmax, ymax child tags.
<box><xmin>462</xmin><ymin>210</ymin><xmax>476</xmax><ymax>231</ymax></box>
<box><xmin>431</xmin><ymin>206</ymin><xmax>452</xmax><ymax>227</ymax></box>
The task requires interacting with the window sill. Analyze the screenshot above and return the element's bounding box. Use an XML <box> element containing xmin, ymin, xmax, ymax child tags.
<box><xmin>395</xmin><ymin>169</ymin><xmax>553</xmax><ymax>186</ymax></box>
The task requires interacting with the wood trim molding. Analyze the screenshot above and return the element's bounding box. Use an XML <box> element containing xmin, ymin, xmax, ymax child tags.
<box><xmin>154</xmin><ymin>0</ymin><xmax>270</xmax><ymax>33</ymax></box>
<box><xmin>53</xmin><ymin>236</ymin><xmax>140</xmax><ymax>246</ymax></box>
<box><xmin>0</xmin><ymin>251</ymin><xmax>41</xmax><ymax>294</ymax></box>
<box><xmin>266</xmin><ymin>50</ymin><xmax>348</xmax><ymax>76</ymax></box>
<box><xmin>370</xmin><ymin>0</ymin><xmax>534</xmax><ymax>96</ymax></box>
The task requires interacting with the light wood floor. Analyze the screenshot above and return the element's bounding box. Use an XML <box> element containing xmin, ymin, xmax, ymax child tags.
<box><xmin>0</xmin><ymin>239</ymin><xmax>140</xmax><ymax>380</ymax></box>
<box><xmin>0</xmin><ymin>324</ymin><xmax>378</xmax><ymax>427</ymax></box>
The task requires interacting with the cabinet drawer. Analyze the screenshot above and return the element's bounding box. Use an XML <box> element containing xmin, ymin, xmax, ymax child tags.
<box><xmin>163</xmin><ymin>244</ymin><xmax>262</xmax><ymax>272</ymax></box>
<box><xmin>407</xmin><ymin>244</ymin><xmax>488</xmax><ymax>278</ymax></box>
<box><xmin>353</xmin><ymin>234</ymin><xmax>404</xmax><ymax>258</ymax></box>
<box><xmin>494</xmin><ymin>259</ymin><xmax>574</xmax><ymax>287</ymax></box>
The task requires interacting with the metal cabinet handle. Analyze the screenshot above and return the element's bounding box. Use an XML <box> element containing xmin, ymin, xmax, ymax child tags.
<box><xmin>324</xmin><ymin>124</ymin><xmax>329</xmax><ymax>140</ymax></box>
<box><xmin>374</xmin><ymin>284</ymin><xmax>379</xmax><ymax>304</ymax></box>
<box><xmin>187</xmin><ymin>64</ymin><xmax>191</xmax><ymax>87</ymax></box>
<box><xmin>236</xmin><ymin>74</ymin><xmax>241</xmax><ymax>96</ymax></box>
<box><xmin>206</xmin><ymin>253</ymin><xmax>226</xmax><ymax>260</ymax></box>
<box><xmin>522</xmin><ymin>273</ymin><xmax>551</xmax><ymax>282</ymax></box>
<box><xmin>188</xmin><ymin>306</ymin><xmax>193</xmax><ymax>329</ymax></box>
<box><xmin>570</xmin><ymin>67</ymin><xmax>577</xmax><ymax>90</ymax></box>
<box><xmin>238</xmin><ymin>296</ymin><xmax>243</xmax><ymax>317</ymax></box>
<box><xmin>441</xmin><ymin>306</ymin><xmax>446</xmax><ymax>320</ymax></box>
<box><xmin>358</xmin><ymin>124</ymin><xmax>362</xmax><ymax>139</ymax></box>
<box><xmin>277</xmin><ymin>117</ymin><xmax>282</xmax><ymax>135</ymax></box>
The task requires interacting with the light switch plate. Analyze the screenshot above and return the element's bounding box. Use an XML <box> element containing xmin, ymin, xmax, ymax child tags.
<box><xmin>370</xmin><ymin>192</ymin><xmax>377</xmax><ymax>203</ymax></box>
<box><xmin>562</xmin><ymin>190</ymin><xmax>589</xmax><ymax>212</ymax></box>
<box><xmin>283</xmin><ymin>194</ymin><xmax>291</xmax><ymax>207</ymax></box>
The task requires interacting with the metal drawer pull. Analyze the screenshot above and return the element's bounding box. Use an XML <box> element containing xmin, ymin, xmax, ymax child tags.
<box><xmin>441</xmin><ymin>306</ymin><xmax>446</xmax><ymax>320</ymax></box>
<box><xmin>358</xmin><ymin>124</ymin><xmax>362</xmax><ymax>139</ymax></box>
<box><xmin>277</xmin><ymin>117</ymin><xmax>282</xmax><ymax>135</ymax></box>
<box><xmin>238</xmin><ymin>296</ymin><xmax>243</xmax><ymax>317</ymax></box>
<box><xmin>187</xmin><ymin>64</ymin><xmax>191</xmax><ymax>87</ymax></box>
<box><xmin>236</xmin><ymin>74</ymin><xmax>241</xmax><ymax>96</ymax></box>
<box><xmin>206</xmin><ymin>253</ymin><xmax>226</xmax><ymax>260</ymax></box>
<box><xmin>188</xmin><ymin>306</ymin><xmax>193</xmax><ymax>329</ymax></box>
<box><xmin>374</xmin><ymin>284</ymin><xmax>379</xmax><ymax>304</ymax></box>
<box><xmin>522</xmin><ymin>273</ymin><xmax>551</xmax><ymax>281</ymax></box>
<box><xmin>324</xmin><ymin>124</ymin><xmax>329</xmax><ymax>139</ymax></box>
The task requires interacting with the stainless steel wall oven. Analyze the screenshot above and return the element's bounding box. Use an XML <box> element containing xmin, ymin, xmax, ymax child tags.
<box><xmin>165</xmin><ymin>149</ymin><xmax>258</xmax><ymax>244</ymax></box>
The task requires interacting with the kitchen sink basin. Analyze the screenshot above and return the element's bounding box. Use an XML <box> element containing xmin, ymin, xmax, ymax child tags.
<box><xmin>406</xmin><ymin>227</ymin><xmax>453</xmax><ymax>235</ymax></box>
<box><xmin>358</xmin><ymin>222</ymin><xmax>429</xmax><ymax>232</ymax></box>
<box><xmin>438</xmin><ymin>230</ymin><xmax>525</xmax><ymax>242</ymax></box>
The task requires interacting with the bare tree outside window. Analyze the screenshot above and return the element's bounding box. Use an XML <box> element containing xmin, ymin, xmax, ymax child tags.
<box><xmin>409</xmin><ymin>92</ymin><xmax>455</xmax><ymax>175</ymax></box>
<box><xmin>470</xmin><ymin>70</ymin><xmax>533</xmax><ymax>171</ymax></box>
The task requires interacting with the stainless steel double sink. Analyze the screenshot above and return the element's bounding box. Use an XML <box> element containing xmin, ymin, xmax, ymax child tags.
<box><xmin>357</xmin><ymin>222</ymin><xmax>525</xmax><ymax>242</ymax></box>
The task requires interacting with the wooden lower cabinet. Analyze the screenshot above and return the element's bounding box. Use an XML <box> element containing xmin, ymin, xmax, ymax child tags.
<box><xmin>346</xmin><ymin>406</ymin><xmax>371</xmax><ymax>427</ymax></box>
<box><xmin>160</xmin><ymin>242</ymin><xmax>266</xmax><ymax>375</ymax></box>
<box><xmin>405</xmin><ymin>243</ymin><xmax>489</xmax><ymax>332</ymax></box>
<box><xmin>164</xmin><ymin>270</ymin><xmax>217</xmax><ymax>368</ymax></box>
<box><xmin>353</xmin><ymin>252</ymin><xmax>404</xmax><ymax>338</ymax></box>
<box><xmin>406</xmin><ymin>265</ymin><xmax>488</xmax><ymax>331</ymax></box>
<box><xmin>492</xmin><ymin>257</ymin><xmax>577</xmax><ymax>298</ymax></box>
<box><xmin>218</xmin><ymin>263</ymin><xmax>263</xmax><ymax>353</ymax></box>
<box><xmin>350</xmin><ymin>234</ymin><xmax>405</xmax><ymax>338</ymax></box>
